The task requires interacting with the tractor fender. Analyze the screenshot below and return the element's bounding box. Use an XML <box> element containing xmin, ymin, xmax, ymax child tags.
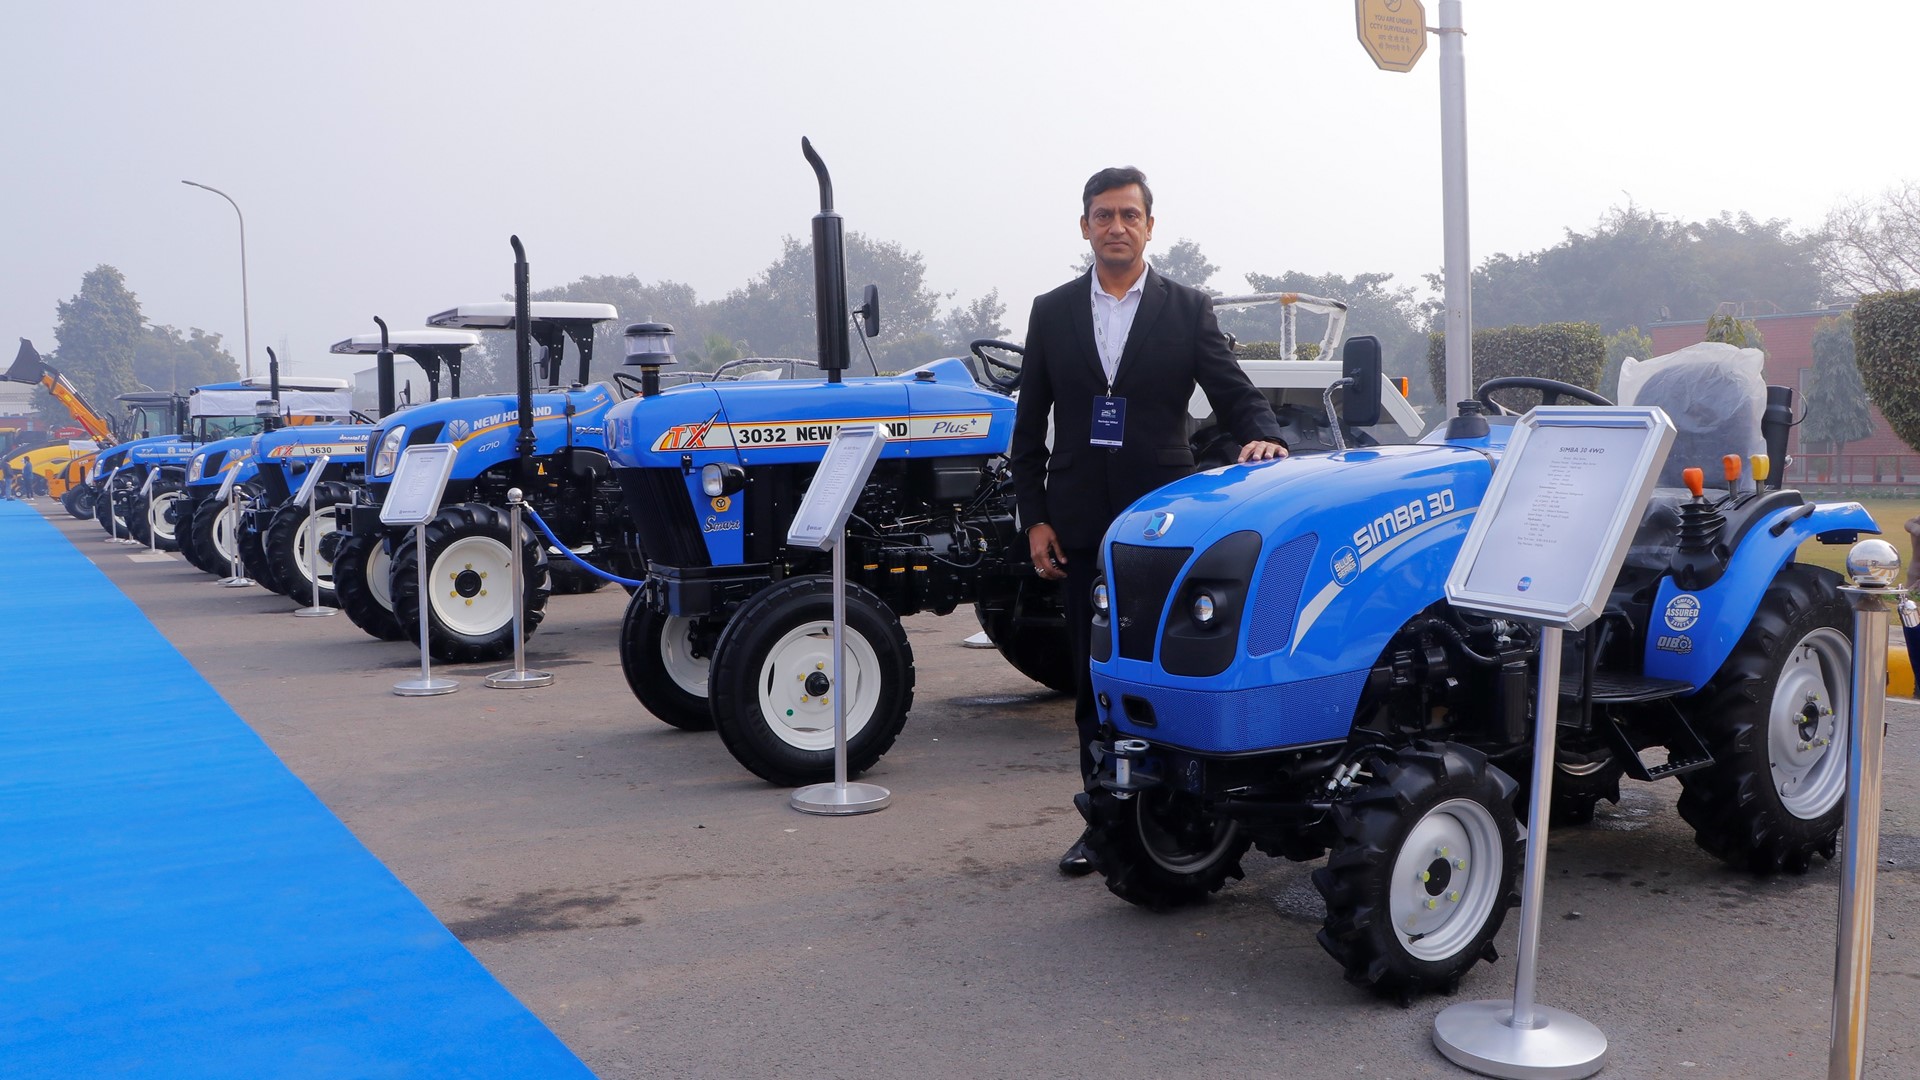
<box><xmin>1644</xmin><ymin>500</ymin><xmax>1880</xmax><ymax>687</ymax></box>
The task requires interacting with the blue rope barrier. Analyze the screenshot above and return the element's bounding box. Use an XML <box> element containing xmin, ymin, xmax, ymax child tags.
<box><xmin>521</xmin><ymin>505</ymin><xmax>646</xmax><ymax>588</ymax></box>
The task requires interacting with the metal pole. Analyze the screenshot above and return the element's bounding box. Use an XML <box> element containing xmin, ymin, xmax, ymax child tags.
<box><xmin>181</xmin><ymin>181</ymin><xmax>252</xmax><ymax>381</ymax></box>
<box><xmin>294</xmin><ymin>457</ymin><xmax>337</xmax><ymax>618</ymax></box>
<box><xmin>1831</xmin><ymin>580</ymin><xmax>1894</xmax><ymax>1079</ymax></box>
<box><xmin>789</xmin><ymin>527</ymin><xmax>889</xmax><ymax>815</ymax></box>
<box><xmin>220</xmin><ymin>485</ymin><xmax>253</xmax><ymax>586</ymax></box>
<box><xmin>1433</xmin><ymin>624</ymin><xmax>1606</xmax><ymax>1078</ymax></box>
<box><xmin>1438</xmin><ymin>0</ymin><xmax>1473</xmax><ymax>414</ymax></box>
<box><xmin>485</xmin><ymin>489</ymin><xmax>551</xmax><ymax>689</ymax></box>
<box><xmin>103</xmin><ymin>466</ymin><xmax>123</xmax><ymax>543</ymax></box>
<box><xmin>393</xmin><ymin>521</ymin><xmax>457</xmax><ymax>696</ymax></box>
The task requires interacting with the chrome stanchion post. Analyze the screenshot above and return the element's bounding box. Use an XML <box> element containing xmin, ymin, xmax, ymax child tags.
<box><xmin>141</xmin><ymin>469</ymin><xmax>158</xmax><ymax>553</ymax></box>
<box><xmin>393</xmin><ymin>519</ymin><xmax>457</xmax><ymax>696</ymax></box>
<box><xmin>485</xmin><ymin>488</ymin><xmax>552</xmax><ymax>689</ymax></box>
<box><xmin>790</xmin><ymin>518</ymin><xmax>890</xmax><ymax>815</ymax></box>
<box><xmin>219</xmin><ymin>483</ymin><xmax>254</xmax><ymax>587</ymax></box>
<box><xmin>1829</xmin><ymin>538</ymin><xmax>1900</xmax><ymax>1080</ymax></box>
<box><xmin>294</xmin><ymin>456</ymin><xmax>337</xmax><ymax>618</ymax></box>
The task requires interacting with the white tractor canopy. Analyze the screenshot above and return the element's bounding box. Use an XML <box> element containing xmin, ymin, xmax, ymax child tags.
<box><xmin>425</xmin><ymin>302</ymin><xmax>619</xmax><ymax>329</ymax></box>
<box><xmin>329</xmin><ymin>329</ymin><xmax>481</xmax><ymax>354</ymax></box>
<box><xmin>191</xmin><ymin>377</ymin><xmax>354</xmax><ymax>418</ymax></box>
<box><xmin>1201</xmin><ymin>358</ymin><xmax>1426</xmax><ymax>442</ymax></box>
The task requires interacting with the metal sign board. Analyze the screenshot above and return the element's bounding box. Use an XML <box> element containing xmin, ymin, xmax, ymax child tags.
<box><xmin>291</xmin><ymin>454</ymin><xmax>332</xmax><ymax>508</ymax></box>
<box><xmin>1356</xmin><ymin>0</ymin><xmax>1427</xmax><ymax>72</ymax></box>
<box><xmin>787</xmin><ymin>424</ymin><xmax>887</xmax><ymax>551</ymax></box>
<box><xmin>1446</xmin><ymin>406</ymin><xmax>1676</xmax><ymax>631</ymax></box>
<box><xmin>380</xmin><ymin>444</ymin><xmax>457</xmax><ymax>527</ymax></box>
<box><xmin>214</xmin><ymin>460</ymin><xmax>243</xmax><ymax>501</ymax></box>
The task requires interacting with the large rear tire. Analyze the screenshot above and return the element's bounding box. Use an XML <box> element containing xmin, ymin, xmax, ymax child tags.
<box><xmin>1677</xmin><ymin>564</ymin><xmax>1850</xmax><ymax>874</ymax></box>
<box><xmin>1314</xmin><ymin>742</ymin><xmax>1520</xmax><ymax>1000</ymax></box>
<box><xmin>127</xmin><ymin>478</ymin><xmax>188</xmax><ymax>552</ymax></box>
<box><xmin>974</xmin><ymin>578</ymin><xmax>1075</xmax><ymax>694</ymax></box>
<box><xmin>334</xmin><ymin>529</ymin><xmax>408</xmax><ymax>641</ymax></box>
<box><xmin>189</xmin><ymin>491</ymin><xmax>247</xmax><ymax>578</ymax></box>
<box><xmin>389</xmin><ymin>503</ymin><xmax>550</xmax><ymax>664</ymax></box>
<box><xmin>619</xmin><ymin>590</ymin><xmax>715</xmax><ymax>731</ymax></box>
<box><xmin>708</xmin><ymin>576</ymin><xmax>913</xmax><ymax>786</ymax></box>
<box><xmin>1080</xmin><ymin>786</ymin><xmax>1250</xmax><ymax>910</ymax></box>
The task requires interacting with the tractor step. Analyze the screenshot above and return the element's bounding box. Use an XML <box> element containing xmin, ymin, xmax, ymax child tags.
<box><xmin>1588</xmin><ymin>696</ymin><xmax>1714</xmax><ymax>783</ymax></box>
<box><xmin>1562</xmin><ymin>672</ymin><xmax>1696</xmax><ymax>705</ymax></box>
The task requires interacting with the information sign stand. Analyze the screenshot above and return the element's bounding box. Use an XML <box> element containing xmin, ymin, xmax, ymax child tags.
<box><xmin>484</xmin><ymin>488</ymin><xmax>552</xmax><ymax>689</ymax></box>
<box><xmin>382</xmin><ymin>445</ymin><xmax>459</xmax><ymax>697</ymax></box>
<box><xmin>292</xmin><ymin>456</ymin><xmax>336</xmax><ymax>618</ymax></box>
<box><xmin>138</xmin><ymin>469</ymin><xmax>159</xmax><ymax>551</ymax></box>
<box><xmin>214</xmin><ymin>462</ymin><xmax>253</xmax><ymax>586</ymax></box>
<box><xmin>786</xmin><ymin>424</ymin><xmax>891</xmax><ymax>816</ymax></box>
<box><xmin>100</xmin><ymin>466</ymin><xmax>125</xmax><ymax>543</ymax></box>
<box><xmin>1433</xmin><ymin>406</ymin><xmax>1675</xmax><ymax>1080</ymax></box>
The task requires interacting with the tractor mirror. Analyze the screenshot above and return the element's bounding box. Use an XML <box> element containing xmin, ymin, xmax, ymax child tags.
<box><xmin>859</xmin><ymin>284</ymin><xmax>881</xmax><ymax>338</ymax></box>
<box><xmin>1341</xmin><ymin>335</ymin><xmax>1383</xmax><ymax>429</ymax></box>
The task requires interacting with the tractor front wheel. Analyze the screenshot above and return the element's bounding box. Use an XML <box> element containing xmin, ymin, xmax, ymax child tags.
<box><xmin>974</xmin><ymin>578</ymin><xmax>1075</xmax><ymax>694</ymax></box>
<box><xmin>266</xmin><ymin>483</ymin><xmax>352</xmax><ymax>607</ymax></box>
<box><xmin>334</xmin><ymin>530</ymin><xmax>407</xmax><ymax>642</ymax></box>
<box><xmin>708</xmin><ymin>576</ymin><xmax>913</xmax><ymax>786</ymax></box>
<box><xmin>389</xmin><ymin>503</ymin><xmax>550</xmax><ymax>664</ymax></box>
<box><xmin>1080</xmin><ymin>785</ymin><xmax>1250</xmax><ymax>910</ymax></box>
<box><xmin>62</xmin><ymin>485</ymin><xmax>96</xmax><ymax>520</ymax></box>
<box><xmin>619</xmin><ymin>591</ymin><xmax>714</xmax><ymax>731</ymax></box>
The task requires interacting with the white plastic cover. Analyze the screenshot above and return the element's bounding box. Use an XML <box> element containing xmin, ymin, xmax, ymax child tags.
<box><xmin>1618</xmin><ymin>341</ymin><xmax>1766</xmax><ymax>489</ymax></box>
<box><xmin>190</xmin><ymin>387</ymin><xmax>355</xmax><ymax>418</ymax></box>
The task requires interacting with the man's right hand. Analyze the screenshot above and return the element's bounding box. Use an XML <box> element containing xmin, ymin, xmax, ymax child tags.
<box><xmin>1028</xmin><ymin>523</ymin><xmax>1067</xmax><ymax>581</ymax></box>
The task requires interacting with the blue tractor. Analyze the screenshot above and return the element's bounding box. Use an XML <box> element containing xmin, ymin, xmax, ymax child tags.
<box><xmin>328</xmin><ymin>257</ymin><xmax>628</xmax><ymax>661</ymax></box>
<box><xmin>1075</xmin><ymin>347</ymin><xmax>1878</xmax><ymax>1000</ymax></box>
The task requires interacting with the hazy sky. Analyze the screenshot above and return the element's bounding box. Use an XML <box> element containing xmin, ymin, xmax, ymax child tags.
<box><xmin>6</xmin><ymin>1</ymin><xmax>1913</xmax><ymax>384</ymax></box>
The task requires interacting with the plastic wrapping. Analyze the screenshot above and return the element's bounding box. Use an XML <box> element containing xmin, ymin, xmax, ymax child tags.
<box><xmin>1618</xmin><ymin>342</ymin><xmax>1766</xmax><ymax>489</ymax></box>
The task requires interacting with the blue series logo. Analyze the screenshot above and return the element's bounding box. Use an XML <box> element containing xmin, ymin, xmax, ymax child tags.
<box><xmin>1516</xmin><ymin>575</ymin><xmax>1533</xmax><ymax>592</ymax></box>
<box><xmin>1331</xmin><ymin>545</ymin><xmax>1360</xmax><ymax>586</ymax></box>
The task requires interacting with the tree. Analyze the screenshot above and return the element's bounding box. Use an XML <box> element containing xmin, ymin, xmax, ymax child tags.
<box><xmin>52</xmin><ymin>265</ymin><xmax>143</xmax><ymax>407</ymax></box>
<box><xmin>940</xmin><ymin>289</ymin><xmax>1009</xmax><ymax>350</ymax></box>
<box><xmin>1703</xmin><ymin>312</ymin><xmax>1763</xmax><ymax>349</ymax></box>
<box><xmin>528</xmin><ymin>274</ymin><xmax>709</xmax><ymax>375</ymax></box>
<box><xmin>705</xmin><ymin>232</ymin><xmax>949</xmax><ymax>365</ymax></box>
<box><xmin>1820</xmin><ymin>179</ymin><xmax>1920</xmax><ymax>297</ymax></box>
<box><xmin>1803</xmin><ymin>314</ymin><xmax>1874</xmax><ymax>457</ymax></box>
<box><xmin>133</xmin><ymin>325</ymin><xmax>239</xmax><ymax>393</ymax></box>
<box><xmin>1151</xmin><ymin>239</ymin><xmax>1219</xmax><ymax>293</ymax></box>
<box><xmin>1600</xmin><ymin>326</ymin><xmax>1653</xmax><ymax>401</ymax></box>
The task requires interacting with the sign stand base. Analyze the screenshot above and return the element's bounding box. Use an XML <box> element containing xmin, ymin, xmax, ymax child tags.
<box><xmin>294</xmin><ymin>605</ymin><xmax>337</xmax><ymax>618</ymax></box>
<box><xmin>484</xmin><ymin>669</ymin><xmax>553</xmax><ymax>689</ymax></box>
<box><xmin>1433</xmin><ymin>1001</ymin><xmax>1608</xmax><ymax>1080</ymax></box>
<box><xmin>790</xmin><ymin>781</ymin><xmax>891</xmax><ymax>816</ymax></box>
<box><xmin>219</xmin><ymin>575</ymin><xmax>254</xmax><ymax>588</ymax></box>
<box><xmin>393</xmin><ymin>676</ymin><xmax>457</xmax><ymax>697</ymax></box>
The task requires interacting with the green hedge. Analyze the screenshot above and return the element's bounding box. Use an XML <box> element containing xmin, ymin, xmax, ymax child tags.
<box><xmin>1234</xmin><ymin>340</ymin><xmax>1321</xmax><ymax>361</ymax></box>
<box><xmin>1426</xmin><ymin>322</ymin><xmax>1606</xmax><ymax>408</ymax></box>
<box><xmin>1854</xmin><ymin>290</ymin><xmax>1920</xmax><ymax>453</ymax></box>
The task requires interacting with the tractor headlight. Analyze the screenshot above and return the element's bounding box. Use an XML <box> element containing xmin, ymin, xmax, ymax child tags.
<box><xmin>373</xmin><ymin>427</ymin><xmax>406</xmax><ymax>477</ymax></box>
<box><xmin>700</xmin><ymin>461</ymin><xmax>746</xmax><ymax>497</ymax></box>
<box><xmin>1092</xmin><ymin>580</ymin><xmax>1109</xmax><ymax>614</ymax></box>
<box><xmin>1191</xmin><ymin>592</ymin><xmax>1217</xmax><ymax>625</ymax></box>
<box><xmin>187</xmin><ymin>455</ymin><xmax>205</xmax><ymax>482</ymax></box>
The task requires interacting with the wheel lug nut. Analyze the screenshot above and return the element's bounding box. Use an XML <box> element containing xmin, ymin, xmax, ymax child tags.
<box><xmin>1426</xmin><ymin>898</ymin><xmax>1439</xmax><ymax>910</ymax></box>
<box><xmin>1419</xmin><ymin>871</ymin><xmax>1431</xmax><ymax>882</ymax></box>
<box><xmin>1454</xmin><ymin>859</ymin><xmax>1467</xmax><ymax>870</ymax></box>
<box><xmin>1449</xmin><ymin>890</ymin><xmax>1461</xmax><ymax>903</ymax></box>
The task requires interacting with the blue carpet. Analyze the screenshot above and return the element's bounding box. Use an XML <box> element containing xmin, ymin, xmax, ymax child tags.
<box><xmin>0</xmin><ymin>501</ymin><xmax>594</xmax><ymax>1079</ymax></box>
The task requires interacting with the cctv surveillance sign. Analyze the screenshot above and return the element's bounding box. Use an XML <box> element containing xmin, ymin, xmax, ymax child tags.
<box><xmin>1356</xmin><ymin>0</ymin><xmax>1427</xmax><ymax>72</ymax></box>
<box><xmin>1447</xmin><ymin>407</ymin><xmax>1675</xmax><ymax>631</ymax></box>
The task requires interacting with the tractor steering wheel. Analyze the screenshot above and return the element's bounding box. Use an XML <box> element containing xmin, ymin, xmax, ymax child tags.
<box><xmin>969</xmin><ymin>339</ymin><xmax>1025</xmax><ymax>391</ymax></box>
<box><xmin>1474</xmin><ymin>376</ymin><xmax>1613</xmax><ymax>415</ymax></box>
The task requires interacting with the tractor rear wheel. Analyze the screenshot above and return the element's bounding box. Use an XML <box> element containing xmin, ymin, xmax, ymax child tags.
<box><xmin>189</xmin><ymin>491</ymin><xmax>247</xmax><ymax>578</ymax></box>
<box><xmin>334</xmin><ymin>530</ymin><xmax>407</xmax><ymax>641</ymax></box>
<box><xmin>1677</xmin><ymin>565</ymin><xmax>1850</xmax><ymax>874</ymax></box>
<box><xmin>389</xmin><ymin>503</ymin><xmax>550</xmax><ymax>664</ymax></box>
<box><xmin>708</xmin><ymin>576</ymin><xmax>913</xmax><ymax>786</ymax></box>
<box><xmin>619</xmin><ymin>591</ymin><xmax>714</xmax><ymax>731</ymax></box>
<box><xmin>1313</xmin><ymin>742</ymin><xmax>1520</xmax><ymax>1000</ymax></box>
<box><xmin>1080</xmin><ymin>785</ymin><xmax>1250</xmax><ymax>910</ymax></box>
<box><xmin>267</xmin><ymin>483</ymin><xmax>352</xmax><ymax>607</ymax></box>
<box><xmin>974</xmin><ymin>578</ymin><xmax>1075</xmax><ymax>694</ymax></box>
<box><xmin>127</xmin><ymin>478</ymin><xmax>188</xmax><ymax>552</ymax></box>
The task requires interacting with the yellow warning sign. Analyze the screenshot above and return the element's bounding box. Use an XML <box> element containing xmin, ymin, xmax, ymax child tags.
<box><xmin>1356</xmin><ymin>0</ymin><xmax>1427</xmax><ymax>73</ymax></box>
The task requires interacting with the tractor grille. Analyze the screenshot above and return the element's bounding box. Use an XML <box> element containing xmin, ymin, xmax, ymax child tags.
<box><xmin>1247</xmin><ymin>533</ymin><xmax>1317</xmax><ymax>656</ymax></box>
<box><xmin>1110</xmin><ymin>542</ymin><xmax>1191</xmax><ymax>661</ymax></box>
<box><xmin>620</xmin><ymin>467</ymin><xmax>709</xmax><ymax>568</ymax></box>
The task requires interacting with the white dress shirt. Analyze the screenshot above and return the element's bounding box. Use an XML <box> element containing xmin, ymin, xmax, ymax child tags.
<box><xmin>1089</xmin><ymin>262</ymin><xmax>1150</xmax><ymax>391</ymax></box>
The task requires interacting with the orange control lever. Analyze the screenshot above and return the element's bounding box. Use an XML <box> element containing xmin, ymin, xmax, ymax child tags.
<box><xmin>1683</xmin><ymin>467</ymin><xmax>1705</xmax><ymax>498</ymax></box>
<box><xmin>1722</xmin><ymin>454</ymin><xmax>1742</xmax><ymax>485</ymax></box>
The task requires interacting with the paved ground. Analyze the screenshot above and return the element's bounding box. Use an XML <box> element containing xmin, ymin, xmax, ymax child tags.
<box><xmin>34</xmin><ymin>501</ymin><xmax>1920</xmax><ymax>1079</ymax></box>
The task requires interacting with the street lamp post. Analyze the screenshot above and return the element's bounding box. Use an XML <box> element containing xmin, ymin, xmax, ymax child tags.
<box><xmin>181</xmin><ymin>180</ymin><xmax>253</xmax><ymax>381</ymax></box>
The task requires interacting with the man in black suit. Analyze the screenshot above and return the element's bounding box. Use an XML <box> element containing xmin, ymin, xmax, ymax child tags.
<box><xmin>1010</xmin><ymin>167</ymin><xmax>1287</xmax><ymax>874</ymax></box>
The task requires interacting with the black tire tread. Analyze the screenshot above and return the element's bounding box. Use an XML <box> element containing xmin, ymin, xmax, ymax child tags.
<box><xmin>389</xmin><ymin>502</ymin><xmax>551</xmax><ymax>664</ymax></box>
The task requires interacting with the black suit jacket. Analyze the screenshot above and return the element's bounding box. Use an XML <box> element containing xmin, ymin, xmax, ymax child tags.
<box><xmin>1010</xmin><ymin>268</ymin><xmax>1283</xmax><ymax>549</ymax></box>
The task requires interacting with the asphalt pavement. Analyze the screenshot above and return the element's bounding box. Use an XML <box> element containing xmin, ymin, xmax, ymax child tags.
<box><xmin>36</xmin><ymin>501</ymin><xmax>1920</xmax><ymax>1080</ymax></box>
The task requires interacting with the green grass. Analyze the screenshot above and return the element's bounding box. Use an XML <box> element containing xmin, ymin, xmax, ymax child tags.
<box><xmin>1794</xmin><ymin>493</ymin><xmax>1920</xmax><ymax>577</ymax></box>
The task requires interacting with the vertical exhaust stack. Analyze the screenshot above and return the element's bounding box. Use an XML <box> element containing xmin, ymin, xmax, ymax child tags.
<box><xmin>1761</xmin><ymin>385</ymin><xmax>1794</xmax><ymax>491</ymax></box>
<box><xmin>803</xmin><ymin>137</ymin><xmax>851</xmax><ymax>385</ymax></box>
<box><xmin>373</xmin><ymin>316</ymin><xmax>396</xmax><ymax>418</ymax></box>
<box><xmin>265</xmin><ymin>346</ymin><xmax>283</xmax><ymax>431</ymax></box>
<box><xmin>511</xmin><ymin>236</ymin><xmax>536</xmax><ymax>466</ymax></box>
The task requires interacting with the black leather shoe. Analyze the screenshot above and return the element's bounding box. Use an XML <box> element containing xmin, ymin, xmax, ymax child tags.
<box><xmin>1058</xmin><ymin>836</ymin><xmax>1094</xmax><ymax>876</ymax></box>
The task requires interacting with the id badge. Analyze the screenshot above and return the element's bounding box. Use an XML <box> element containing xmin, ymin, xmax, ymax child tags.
<box><xmin>1090</xmin><ymin>395</ymin><xmax>1126</xmax><ymax>447</ymax></box>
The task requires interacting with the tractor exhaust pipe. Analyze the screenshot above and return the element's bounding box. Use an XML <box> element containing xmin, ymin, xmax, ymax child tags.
<box><xmin>373</xmin><ymin>316</ymin><xmax>396</xmax><ymax>418</ymax></box>
<box><xmin>511</xmin><ymin>235</ymin><xmax>536</xmax><ymax>466</ymax></box>
<box><xmin>266</xmin><ymin>346</ymin><xmax>282</xmax><ymax>431</ymax></box>
<box><xmin>1761</xmin><ymin>384</ymin><xmax>1793</xmax><ymax>492</ymax></box>
<box><xmin>803</xmin><ymin>137</ymin><xmax>850</xmax><ymax>385</ymax></box>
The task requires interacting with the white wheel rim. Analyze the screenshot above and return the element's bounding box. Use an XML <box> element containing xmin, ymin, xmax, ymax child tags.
<box><xmin>1389</xmin><ymin>797</ymin><xmax>1504</xmax><ymax>962</ymax></box>
<box><xmin>660</xmin><ymin>615</ymin><xmax>709</xmax><ymax>698</ymax></box>
<box><xmin>1770</xmin><ymin>626</ymin><xmax>1850</xmax><ymax>818</ymax></box>
<box><xmin>150</xmin><ymin>492</ymin><xmax>186</xmax><ymax>542</ymax></box>
<box><xmin>428</xmin><ymin>534</ymin><xmax>514</xmax><ymax>637</ymax></box>
<box><xmin>212</xmin><ymin>502</ymin><xmax>242</xmax><ymax>562</ymax></box>
<box><xmin>754</xmin><ymin>620</ymin><xmax>881</xmax><ymax>752</ymax></box>
<box><xmin>367</xmin><ymin>542</ymin><xmax>394</xmax><ymax>612</ymax></box>
<box><xmin>290</xmin><ymin>513</ymin><xmax>338</xmax><ymax>589</ymax></box>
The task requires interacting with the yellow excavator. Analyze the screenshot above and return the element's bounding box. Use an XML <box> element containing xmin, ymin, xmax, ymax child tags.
<box><xmin>5</xmin><ymin>338</ymin><xmax>118</xmax><ymax>504</ymax></box>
